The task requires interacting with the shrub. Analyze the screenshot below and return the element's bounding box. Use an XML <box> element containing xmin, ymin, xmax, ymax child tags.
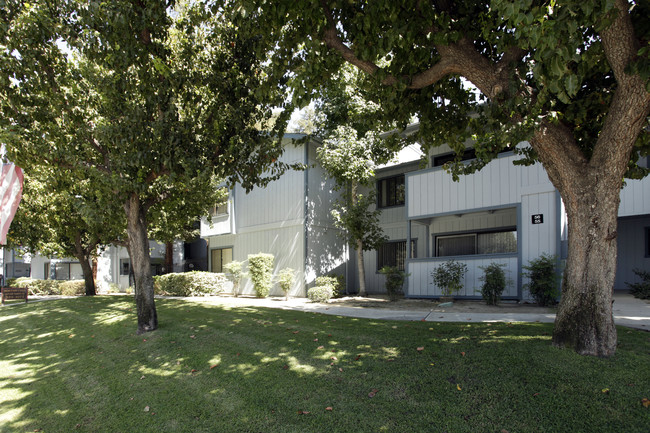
<box><xmin>247</xmin><ymin>253</ymin><xmax>274</xmax><ymax>298</ymax></box>
<box><xmin>626</xmin><ymin>269</ymin><xmax>650</xmax><ymax>300</ymax></box>
<box><xmin>278</xmin><ymin>268</ymin><xmax>295</xmax><ymax>300</ymax></box>
<box><xmin>307</xmin><ymin>286</ymin><xmax>333</xmax><ymax>303</ymax></box>
<box><xmin>154</xmin><ymin>271</ymin><xmax>227</xmax><ymax>297</ymax></box>
<box><xmin>59</xmin><ymin>280</ymin><xmax>86</xmax><ymax>296</ymax></box>
<box><xmin>314</xmin><ymin>275</ymin><xmax>346</xmax><ymax>298</ymax></box>
<box><xmin>379</xmin><ymin>266</ymin><xmax>408</xmax><ymax>301</ymax></box>
<box><xmin>523</xmin><ymin>254</ymin><xmax>559</xmax><ymax>306</ymax></box>
<box><xmin>223</xmin><ymin>261</ymin><xmax>244</xmax><ymax>297</ymax></box>
<box><xmin>431</xmin><ymin>260</ymin><xmax>468</xmax><ymax>296</ymax></box>
<box><xmin>13</xmin><ymin>278</ymin><xmax>62</xmax><ymax>295</ymax></box>
<box><xmin>479</xmin><ymin>263</ymin><xmax>507</xmax><ymax>305</ymax></box>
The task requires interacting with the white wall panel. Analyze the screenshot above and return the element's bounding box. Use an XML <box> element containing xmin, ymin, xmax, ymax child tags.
<box><xmin>407</xmin><ymin>256</ymin><xmax>518</xmax><ymax>298</ymax></box>
<box><xmin>619</xmin><ymin>176</ymin><xmax>650</xmax><ymax>217</ymax></box>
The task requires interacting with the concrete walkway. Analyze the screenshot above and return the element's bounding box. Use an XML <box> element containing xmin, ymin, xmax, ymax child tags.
<box><xmin>180</xmin><ymin>292</ymin><xmax>650</xmax><ymax>331</ymax></box>
<box><xmin>6</xmin><ymin>292</ymin><xmax>649</xmax><ymax>331</ymax></box>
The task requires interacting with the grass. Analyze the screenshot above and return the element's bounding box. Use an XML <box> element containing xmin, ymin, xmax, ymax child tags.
<box><xmin>0</xmin><ymin>296</ymin><xmax>648</xmax><ymax>433</ymax></box>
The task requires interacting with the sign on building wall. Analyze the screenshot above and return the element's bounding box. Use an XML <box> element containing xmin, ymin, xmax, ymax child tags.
<box><xmin>531</xmin><ymin>214</ymin><xmax>544</xmax><ymax>224</ymax></box>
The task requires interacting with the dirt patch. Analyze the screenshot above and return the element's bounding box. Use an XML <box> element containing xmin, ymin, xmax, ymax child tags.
<box><xmin>328</xmin><ymin>295</ymin><xmax>556</xmax><ymax>314</ymax></box>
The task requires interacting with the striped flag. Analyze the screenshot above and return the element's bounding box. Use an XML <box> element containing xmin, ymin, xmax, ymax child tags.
<box><xmin>0</xmin><ymin>163</ymin><xmax>24</xmax><ymax>245</ymax></box>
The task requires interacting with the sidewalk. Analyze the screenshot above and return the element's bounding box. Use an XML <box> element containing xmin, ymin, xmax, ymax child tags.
<box><xmin>181</xmin><ymin>292</ymin><xmax>650</xmax><ymax>331</ymax></box>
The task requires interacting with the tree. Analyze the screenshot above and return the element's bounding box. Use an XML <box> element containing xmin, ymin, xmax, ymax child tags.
<box><xmin>317</xmin><ymin>125</ymin><xmax>388</xmax><ymax>296</ymax></box>
<box><xmin>237</xmin><ymin>0</ymin><xmax>650</xmax><ymax>356</ymax></box>
<box><xmin>6</xmin><ymin>168</ymin><xmax>124</xmax><ymax>296</ymax></box>
<box><xmin>1</xmin><ymin>1</ymin><xmax>291</xmax><ymax>333</ymax></box>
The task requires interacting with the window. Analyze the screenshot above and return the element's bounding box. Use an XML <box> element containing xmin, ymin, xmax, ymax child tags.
<box><xmin>211</xmin><ymin>201</ymin><xmax>228</xmax><ymax>217</ymax></box>
<box><xmin>435</xmin><ymin>229</ymin><xmax>517</xmax><ymax>257</ymax></box>
<box><xmin>646</xmin><ymin>227</ymin><xmax>650</xmax><ymax>257</ymax></box>
<box><xmin>432</xmin><ymin>148</ymin><xmax>477</xmax><ymax>167</ymax></box>
<box><xmin>378</xmin><ymin>240</ymin><xmax>417</xmax><ymax>271</ymax></box>
<box><xmin>54</xmin><ymin>263</ymin><xmax>70</xmax><ymax>280</ymax></box>
<box><xmin>120</xmin><ymin>259</ymin><xmax>130</xmax><ymax>276</ymax></box>
<box><xmin>378</xmin><ymin>175</ymin><xmax>405</xmax><ymax>208</ymax></box>
<box><xmin>211</xmin><ymin>247</ymin><xmax>233</xmax><ymax>273</ymax></box>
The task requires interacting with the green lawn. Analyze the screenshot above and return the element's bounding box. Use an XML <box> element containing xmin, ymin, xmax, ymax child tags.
<box><xmin>1</xmin><ymin>297</ymin><xmax>648</xmax><ymax>433</ymax></box>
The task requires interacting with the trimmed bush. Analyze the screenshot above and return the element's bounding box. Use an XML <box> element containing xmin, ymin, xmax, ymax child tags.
<box><xmin>315</xmin><ymin>275</ymin><xmax>345</xmax><ymax>298</ymax></box>
<box><xmin>479</xmin><ymin>263</ymin><xmax>507</xmax><ymax>305</ymax></box>
<box><xmin>154</xmin><ymin>271</ymin><xmax>227</xmax><ymax>297</ymax></box>
<box><xmin>379</xmin><ymin>266</ymin><xmax>407</xmax><ymax>301</ymax></box>
<box><xmin>523</xmin><ymin>254</ymin><xmax>559</xmax><ymax>306</ymax></box>
<box><xmin>431</xmin><ymin>260</ymin><xmax>468</xmax><ymax>296</ymax></box>
<box><xmin>278</xmin><ymin>268</ymin><xmax>295</xmax><ymax>300</ymax></box>
<box><xmin>307</xmin><ymin>285</ymin><xmax>333</xmax><ymax>303</ymax></box>
<box><xmin>59</xmin><ymin>280</ymin><xmax>86</xmax><ymax>296</ymax></box>
<box><xmin>247</xmin><ymin>253</ymin><xmax>274</xmax><ymax>298</ymax></box>
<box><xmin>223</xmin><ymin>261</ymin><xmax>244</xmax><ymax>297</ymax></box>
<box><xmin>13</xmin><ymin>278</ymin><xmax>62</xmax><ymax>295</ymax></box>
<box><xmin>626</xmin><ymin>268</ymin><xmax>650</xmax><ymax>300</ymax></box>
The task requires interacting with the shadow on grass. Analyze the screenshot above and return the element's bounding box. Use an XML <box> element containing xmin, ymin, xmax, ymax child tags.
<box><xmin>0</xmin><ymin>297</ymin><xmax>648</xmax><ymax>433</ymax></box>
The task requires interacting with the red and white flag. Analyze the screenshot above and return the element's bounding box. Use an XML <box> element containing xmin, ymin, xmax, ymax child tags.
<box><xmin>0</xmin><ymin>163</ymin><xmax>24</xmax><ymax>245</ymax></box>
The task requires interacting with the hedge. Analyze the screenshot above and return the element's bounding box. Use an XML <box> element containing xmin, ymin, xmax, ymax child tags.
<box><xmin>154</xmin><ymin>271</ymin><xmax>228</xmax><ymax>297</ymax></box>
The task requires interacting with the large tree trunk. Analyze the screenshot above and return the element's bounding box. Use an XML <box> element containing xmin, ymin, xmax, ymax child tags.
<box><xmin>125</xmin><ymin>193</ymin><xmax>157</xmax><ymax>334</ymax></box>
<box><xmin>73</xmin><ymin>231</ymin><xmax>96</xmax><ymax>296</ymax></box>
<box><xmin>356</xmin><ymin>239</ymin><xmax>367</xmax><ymax>297</ymax></box>
<box><xmin>550</xmin><ymin>169</ymin><xmax>620</xmax><ymax>356</ymax></box>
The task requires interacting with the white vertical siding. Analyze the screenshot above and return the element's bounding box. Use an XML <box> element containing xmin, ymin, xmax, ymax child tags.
<box><xmin>407</xmin><ymin>154</ymin><xmax>554</xmax><ymax>218</ymax></box>
<box><xmin>208</xmin><ymin>223</ymin><xmax>306</xmax><ymax>297</ymax></box>
<box><xmin>619</xmin><ymin>176</ymin><xmax>650</xmax><ymax>217</ymax></box>
<box><xmin>236</xmin><ymin>144</ymin><xmax>305</xmax><ymax>229</ymax></box>
<box><xmin>407</xmin><ymin>256</ymin><xmax>518</xmax><ymax>298</ymax></box>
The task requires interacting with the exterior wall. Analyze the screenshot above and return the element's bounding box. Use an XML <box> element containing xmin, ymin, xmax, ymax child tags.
<box><xmin>405</xmin><ymin>149</ymin><xmax>561</xmax><ymax>299</ymax></box>
<box><xmin>615</xmin><ymin>214</ymin><xmax>650</xmax><ymax>290</ymax></box>
<box><xmin>201</xmin><ymin>136</ymin><xmax>347</xmax><ymax>297</ymax></box>
<box><xmin>619</xmin><ymin>176</ymin><xmax>650</xmax><ymax>217</ymax></box>
<box><xmin>304</xmin><ymin>141</ymin><xmax>347</xmax><ymax>289</ymax></box>
<box><xmin>207</xmin><ymin>224</ymin><xmax>305</xmax><ymax>297</ymax></box>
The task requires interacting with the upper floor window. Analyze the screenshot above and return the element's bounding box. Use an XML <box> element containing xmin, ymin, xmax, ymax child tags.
<box><xmin>378</xmin><ymin>174</ymin><xmax>405</xmax><ymax>208</ymax></box>
<box><xmin>432</xmin><ymin>148</ymin><xmax>477</xmax><ymax>167</ymax></box>
<box><xmin>210</xmin><ymin>201</ymin><xmax>228</xmax><ymax>217</ymax></box>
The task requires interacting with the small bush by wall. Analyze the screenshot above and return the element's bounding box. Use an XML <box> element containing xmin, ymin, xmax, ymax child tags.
<box><xmin>523</xmin><ymin>254</ymin><xmax>559</xmax><ymax>306</ymax></box>
<box><xmin>247</xmin><ymin>253</ymin><xmax>274</xmax><ymax>298</ymax></box>
<box><xmin>315</xmin><ymin>275</ymin><xmax>345</xmax><ymax>298</ymax></box>
<box><xmin>278</xmin><ymin>268</ymin><xmax>295</xmax><ymax>300</ymax></box>
<box><xmin>154</xmin><ymin>271</ymin><xmax>227</xmax><ymax>297</ymax></box>
<box><xmin>479</xmin><ymin>263</ymin><xmax>507</xmax><ymax>305</ymax></box>
<box><xmin>431</xmin><ymin>260</ymin><xmax>468</xmax><ymax>296</ymax></box>
<box><xmin>626</xmin><ymin>269</ymin><xmax>650</xmax><ymax>300</ymax></box>
<box><xmin>307</xmin><ymin>286</ymin><xmax>333</xmax><ymax>303</ymax></box>
<box><xmin>223</xmin><ymin>261</ymin><xmax>244</xmax><ymax>296</ymax></box>
<box><xmin>59</xmin><ymin>280</ymin><xmax>87</xmax><ymax>296</ymax></box>
<box><xmin>379</xmin><ymin>266</ymin><xmax>407</xmax><ymax>301</ymax></box>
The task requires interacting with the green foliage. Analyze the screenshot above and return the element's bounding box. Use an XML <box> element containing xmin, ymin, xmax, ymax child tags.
<box><xmin>247</xmin><ymin>254</ymin><xmax>274</xmax><ymax>298</ymax></box>
<box><xmin>523</xmin><ymin>254</ymin><xmax>559</xmax><ymax>306</ymax></box>
<box><xmin>59</xmin><ymin>280</ymin><xmax>86</xmax><ymax>296</ymax></box>
<box><xmin>626</xmin><ymin>269</ymin><xmax>650</xmax><ymax>300</ymax></box>
<box><xmin>223</xmin><ymin>261</ymin><xmax>244</xmax><ymax>297</ymax></box>
<box><xmin>153</xmin><ymin>272</ymin><xmax>227</xmax><ymax>297</ymax></box>
<box><xmin>379</xmin><ymin>266</ymin><xmax>408</xmax><ymax>301</ymax></box>
<box><xmin>13</xmin><ymin>278</ymin><xmax>62</xmax><ymax>296</ymax></box>
<box><xmin>479</xmin><ymin>263</ymin><xmax>508</xmax><ymax>305</ymax></box>
<box><xmin>307</xmin><ymin>286</ymin><xmax>334</xmax><ymax>303</ymax></box>
<box><xmin>431</xmin><ymin>260</ymin><xmax>468</xmax><ymax>297</ymax></box>
<box><xmin>314</xmin><ymin>274</ymin><xmax>346</xmax><ymax>298</ymax></box>
<box><xmin>277</xmin><ymin>268</ymin><xmax>296</xmax><ymax>299</ymax></box>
